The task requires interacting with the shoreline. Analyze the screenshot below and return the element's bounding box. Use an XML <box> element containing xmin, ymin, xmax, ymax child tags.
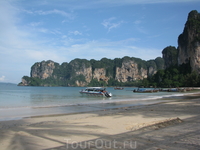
<box><xmin>0</xmin><ymin>93</ymin><xmax>200</xmax><ymax>149</ymax></box>
<box><xmin>1</xmin><ymin>91</ymin><xmax>200</xmax><ymax>122</ymax></box>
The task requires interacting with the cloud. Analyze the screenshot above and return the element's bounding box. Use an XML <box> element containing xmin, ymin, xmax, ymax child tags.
<box><xmin>134</xmin><ymin>20</ymin><xmax>142</xmax><ymax>25</ymax></box>
<box><xmin>0</xmin><ymin>1</ymin><xmax>30</xmax><ymax>49</ymax></box>
<box><xmin>99</xmin><ymin>0</ymin><xmax>200</xmax><ymax>5</ymax></box>
<box><xmin>0</xmin><ymin>1</ymin><xmax>68</xmax><ymax>81</ymax></box>
<box><xmin>133</xmin><ymin>19</ymin><xmax>148</xmax><ymax>34</ymax></box>
<box><xmin>102</xmin><ymin>17</ymin><xmax>116</xmax><ymax>28</ymax></box>
<box><xmin>126</xmin><ymin>46</ymin><xmax>162</xmax><ymax>60</ymax></box>
<box><xmin>136</xmin><ymin>26</ymin><xmax>148</xmax><ymax>34</ymax></box>
<box><xmin>69</xmin><ymin>31</ymin><xmax>82</xmax><ymax>36</ymax></box>
<box><xmin>29</xmin><ymin>22</ymin><xmax>43</xmax><ymax>27</ymax></box>
<box><xmin>25</xmin><ymin>49</ymin><xmax>66</xmax><ymax>63</ymax></box>
<box><xmin>0</xmin><ymin>76</ymin><xmax>6</xmax><ymax>82</ymax></box>
<box><xmin>102</xmin><ymin>17</ymin><xmax>124</xmax><ymax>32</ymax></box>
<box><xmin>28</xmin><ymin>9</ymin><xmax>74</xmax><ymax>19</ymax></box>
<box><xmin>47</xmin><ymin>0</ymin><xmax>200</xmax><ymax>10</ymax></box>
<box><xmin>59</xmin><ymin>38</ymin><xmax>161</xmax><ymax>61</ymax></box>
<box><xmin>30</xmin><ymin>27</ymin><xmax>61</xmax><ymax>35</ymax></box>
<box><xmin>38</xmin><ymin>9</ymin><xmax>67</xmax><ymax>16</ymax></box>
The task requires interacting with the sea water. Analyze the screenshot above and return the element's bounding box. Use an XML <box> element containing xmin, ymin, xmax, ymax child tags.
<box><xmin>0</xmin><ymin>83</ymin><xmax>198</xmax><ymax>121</ymax></box>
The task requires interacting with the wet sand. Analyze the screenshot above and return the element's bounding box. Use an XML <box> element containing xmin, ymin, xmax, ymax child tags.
<box><xmin>0</xmin><ymin>94</ymin><xmax>200</xmax><ymax>150</ymax></box>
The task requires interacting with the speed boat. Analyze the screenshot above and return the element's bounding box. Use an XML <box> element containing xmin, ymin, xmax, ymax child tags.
<box><xmin>79</xmin><ymin>87</ymin><xmax>112</xmax><ymax>97</ymax></box>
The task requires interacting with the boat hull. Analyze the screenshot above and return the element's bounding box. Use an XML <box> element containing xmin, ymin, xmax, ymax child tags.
<box><xmin>114</xmin><ymin>87</ymin><xmax>124</xmax><ymax>90</ymax></box>
<box><xmin>79</xmin><ymin>91</ymin><xmax>104</xmax><ymax>96</ymax></box>
<box><xmin>133</xmin><ymin>90</ymin><xmax>159</xmax><ymax>93</ymax></box>
<box><xmin>79</xmin><ymin>87</ymin><xmax>112</xmax><ymax>97</ymax></box>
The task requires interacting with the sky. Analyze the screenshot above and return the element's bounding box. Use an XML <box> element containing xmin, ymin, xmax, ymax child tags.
<box><xmin>1</xmin><ymin>0</ymin><xmax>200</xmax><ymax>84</ymax></box>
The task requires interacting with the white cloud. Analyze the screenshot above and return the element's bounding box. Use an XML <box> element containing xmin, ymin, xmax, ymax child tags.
<box><xmin>126</xmin><ymin>46</ymin><xmax>162</xmax><ymax>60</ymax></box>
<box><xmin>102</xmin><ymin>17</ymin><xmax>124</xmax><ymax>32</ymax></box>
<box><xmin>25</xmin><ymin>49</ymin><xmax>65</xmax><ymax>63</ymax></box>
<box><xmin>0</xmin><ymin>1</ymin><xmax>31</xmax><ymax>50</ymax></box>
<box><xmin>29</xmin><ymin>9</ymin><xmax>74</xmax><ymax>19</ymax></box>
<box><xmin>134</xmin><ymin>20</ymin><xmax>142</xmax><ymax>25</ymax></box>
<box><xmin>49</xmin><ymin>0</ymin><xmax>200</xmax><ymax>10</ymax></box>
<box><xmin>62</xmin><ymin>20</ymin><xmax>68</xmax><ymax>24</ymax></box>
<box><xmin>102</xmin><ymin>17</ymin><xmax>116</xmax><ymax>28</ymax></box>
<box><xmin>38</xmin><ymin>28</ymin><xmax>48</xmax><ymax>33</ymax></box>
<box><xmin>98</xmin><ymin>0</ymin><xmax>200</xmax><ymax>5</ymax></box>
<box><xmin>133</xmin><ymin>19</ymin><xmax>148</xmax><ymax>34</ymax></box>
<box><xmin>32</xmin><ymin>27</ymin><xmax>61</xmax><ymax>35</ymax></box>
<box><xmin>0</xmin><ymin>1</ymin><xmax>68</xmax><ymax>82</ymax></box>
<box><xmin>136</xmin><ymin>26</ymin><xmax>148</xmax><ymax>34</ymax></box>
<box><xmin>0</xmin><ymin>76</ymin><xmax>6</xmax><ymax>82</ymax></box>
<box><xmin>59</xmin><ymin>39</ymin><xmax>161</xmax><ymax>61</ymax></box>
<box><xmin>69</xmin><ymin>31</ymin><xmax>82</xmax><ymax>36</ymax></box>
<box><xmin>29</xmin><ymin>22</ymin><xmax>43</xmax><ymax>27</ymax></box>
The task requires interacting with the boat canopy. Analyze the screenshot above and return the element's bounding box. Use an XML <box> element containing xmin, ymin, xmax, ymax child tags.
<box><xmin>85</xmin><ymin>87</ymin><xmax>106</xmax><ymax>90</ymax></box>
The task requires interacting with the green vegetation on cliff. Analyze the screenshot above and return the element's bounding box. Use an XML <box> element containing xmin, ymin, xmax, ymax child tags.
<box><xmin>145</xmin><ymin>63</ymin><xmax>195</xmax><ymax>88</ymax></box>
<box><xmin>145</xmin><ymin>62</ymin><xmax>200</xmax><ymax>88</ymax></box>
<box><xmin>145</xmin><ymin>42</ymin><xmax>200</xmax><ymax>88</ymax></box>
<box><xmin>19</xmin><ymin>45</ymin><xmax>200</xmax><ymax>88</ymax></box>
<box><xmin>18</xmin><ymin>56</ymin><xmax>162</xmax><ymax>87</ymax></box>
<box><xmin>162</xmin><ymin>46</ymin><xmax>178</xmax><ymax>68</ymax></box>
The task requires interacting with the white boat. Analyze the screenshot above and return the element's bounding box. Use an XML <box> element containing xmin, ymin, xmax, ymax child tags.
<box><xmin>79</xmin><ymin>87</ymin><xmax>112</xmax><ymax>97</ymax></box>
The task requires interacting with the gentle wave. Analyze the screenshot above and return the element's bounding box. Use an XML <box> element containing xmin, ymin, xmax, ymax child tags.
<box><xmin>0</xmin><ymin>92</ymin><xmax>192</xmax><ymax>110</ymax></box>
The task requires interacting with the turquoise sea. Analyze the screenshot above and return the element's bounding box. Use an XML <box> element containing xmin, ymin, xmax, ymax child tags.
<box><xmin>0</xmin><ymin>83</ymin><xmax>199</xmax><ymax>121</ymax></box>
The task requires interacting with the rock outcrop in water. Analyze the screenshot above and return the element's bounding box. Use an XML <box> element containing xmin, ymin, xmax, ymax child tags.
<box><xmin>19</xmin><ymin>56</ymin><xmax>164</xmax><ymax>86</ymax></box>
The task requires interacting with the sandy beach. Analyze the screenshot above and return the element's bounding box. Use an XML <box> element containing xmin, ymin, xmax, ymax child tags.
<box><xmin>0</xmin><ymin>94</ymin><xmax>200</xmax><ymax>150</ymax></box>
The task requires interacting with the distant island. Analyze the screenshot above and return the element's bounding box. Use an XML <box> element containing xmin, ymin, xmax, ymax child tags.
<box><xmin>19</xmin><ymin>10</ymin><xmax>200</xmax><ymax>88</ymax></box>
<box><xmin>0</xmin><ymin>82</ymin><xmax>17</xmax><ymax>86</ymax></box>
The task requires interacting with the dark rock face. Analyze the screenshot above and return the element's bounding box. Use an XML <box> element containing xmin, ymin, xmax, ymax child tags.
<box><xmin>162</xmin><ymin>46</ymin><xmax>178</xmax><ymax>69</ymax></box>
<box><xmin>178</xmin><ymin>10</ymin><xmax>200</xmax><ymax>73</ymax></box>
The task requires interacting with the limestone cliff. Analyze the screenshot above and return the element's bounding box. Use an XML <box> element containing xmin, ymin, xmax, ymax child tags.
<box><xmin>31</xmin><ymin>60</ymin><xmax>58</xmax><ymax>79</ymax></box>
<box><xmin>20</xmin><ymin>56</ymin><xmax>162</xmax><ymax>86</ymax></box>
<box><xmin>146</xmin><ymin>60</ymin><xmax>158</xmax><ymax>77</ymax></box>
<box><xmin>178</xmin><ymin>10</ymin><xmax>200</xmax><ymax>73</ymax></box>
<box><xmin>93</xmin><ymin>68</ymin><xmax>109</xmax><ymax>83</ymax></box>
<box><xmin>20</xmin><ymin>78</ymin><xmax>29</xmax><ymax>86</ymax></box>
<box><xmin>69</xmin><ymin>59</ymin><xmax>92</xmax><ymax>85</ymax></box>
<box><xmin>115</xmin><ymin>60</ymin><xmax>147</xmax><ymax>82</ymax></box>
